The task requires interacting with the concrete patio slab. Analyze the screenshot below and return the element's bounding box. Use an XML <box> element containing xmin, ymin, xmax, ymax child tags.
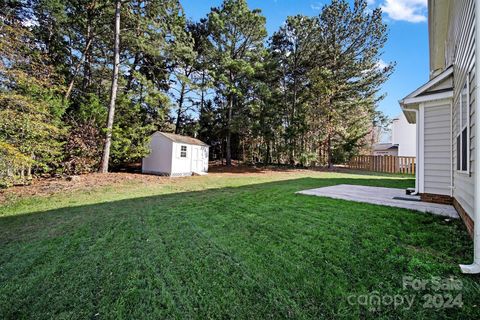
<box><xmin>297</xmin><ymin>184</ymin><xmax>459</xmax><ymax>218</ymax></box>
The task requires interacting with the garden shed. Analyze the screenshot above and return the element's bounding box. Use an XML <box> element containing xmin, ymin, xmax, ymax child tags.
<box><xmin>142</xmin><ymin>132</ymin><xmax>209</xmax><ymax>177</ymax></box>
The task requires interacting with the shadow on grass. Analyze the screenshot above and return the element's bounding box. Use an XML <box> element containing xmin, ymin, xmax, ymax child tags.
<box><xmin>332</xmin><ymin>167</ymin><xmax>416</xmax><ymax>178</ymax></box>
<box><xmin>208</xmin><ymin>164</ymin><xmax>416</xmax><ymax>178</ymax></box>
<box><xmin>0</xmin><ymin>176</ymin><xmax>478</xmax><ymax>320</ymax></box>
<box><xmin>208</xmin><ymin>164</ymin><xmax>302</xmax><ymax>174</ymax></box>
<box><xmin>0</xmin><ymin>176</ymin><xmax>414</xmax><ymax>226</ymax></box>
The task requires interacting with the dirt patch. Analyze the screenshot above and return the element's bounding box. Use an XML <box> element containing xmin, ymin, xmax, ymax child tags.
<box><xmin>0</xmin><ymin>173</ymin><xmax>169</xmax><ymax>204</ymax></box>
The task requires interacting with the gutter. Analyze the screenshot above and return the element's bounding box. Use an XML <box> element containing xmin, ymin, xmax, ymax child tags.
<box><xmin>459</xmin><ymin>1</ymin><xmax>480</xmax><ymax>274</ymax></box>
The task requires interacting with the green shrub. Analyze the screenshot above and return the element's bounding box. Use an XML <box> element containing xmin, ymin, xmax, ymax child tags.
<box><xmin>0</xmin><ymin>141</ymin><xmax>33</xmax><ymax>188</ymax></box>
<box><xmin>299</xmin><ymin>152</ymin><xmax>318</xmax><ymax>167</ymax></box>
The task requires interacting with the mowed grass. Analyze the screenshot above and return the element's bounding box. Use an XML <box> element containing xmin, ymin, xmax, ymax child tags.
<box><xmin>0</xmin><ymin>171</ymin><xmax>479</xmax><ymax>319</ymax></box>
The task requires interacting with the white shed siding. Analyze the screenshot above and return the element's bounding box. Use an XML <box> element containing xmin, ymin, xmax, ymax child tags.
<box><xmin>142</xmin><ymin>133</ymin><xmax>209</xmax><ymax>176</ymax></box>
<box><xmin>142</xmin><ymin>133</ymin><xmax>173</xmax><ymax>175</ymax></box>
<box><xmin>447</xmin><ymin>0</ymin><xmax>476</xmax><ymax>219</ymax></box>
<box><xmin>423</xmin><ymin>103</ymin><xmax>452</xmax><ymax>195</ymax></box>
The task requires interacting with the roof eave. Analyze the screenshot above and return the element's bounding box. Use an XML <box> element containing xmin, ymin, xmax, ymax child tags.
<box><xmin>398</xmin><ymin>65</ymin><xmax>454</xmax><ymax>124</ymax></box>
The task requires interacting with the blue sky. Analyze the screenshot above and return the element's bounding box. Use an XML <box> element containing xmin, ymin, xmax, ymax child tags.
<box><xmin>180</xmin><ymin>0</ymin><xmax>429</xmax><ymax>119</ymax></box>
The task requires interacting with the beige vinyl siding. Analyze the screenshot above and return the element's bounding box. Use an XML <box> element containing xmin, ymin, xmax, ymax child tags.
<box><xmin>423</xmin><ymin>104</ymin><xmax>452</xmax><ymax>195</ymax></box>
<box><xmin>448</xmin><ymin>0</ymin><xmax>475</xmax><ymax>219</ymax></box>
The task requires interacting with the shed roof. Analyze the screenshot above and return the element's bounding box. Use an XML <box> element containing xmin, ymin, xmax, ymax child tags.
<box><xmin>157</xmin><ymin>132</ymin><xmax>208</xmax><ymax>146</ymax></box>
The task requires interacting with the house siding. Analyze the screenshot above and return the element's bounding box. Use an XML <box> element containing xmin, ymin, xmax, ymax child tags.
<box><xmin>447</xmin><ymin>0</ymin><xmax>476</xmax><ymax>220</ymax></box>
<box><xmin>423</xmin><ymin>103</ymin><xmax>452</xmax><ymax>196</ymax></box>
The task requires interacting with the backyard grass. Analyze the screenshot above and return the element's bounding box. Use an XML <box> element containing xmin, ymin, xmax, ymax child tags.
<box><xmin>0</xmin><ymin>170</ymin><xmax>479</xmax><ymax>319</ymax></box>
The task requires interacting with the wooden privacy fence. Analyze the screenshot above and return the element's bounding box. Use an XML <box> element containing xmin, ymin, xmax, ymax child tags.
<box><xmin>348</xmin><ymin>155</ymin><xmax>416</xmax><ymax>175</ymax></box>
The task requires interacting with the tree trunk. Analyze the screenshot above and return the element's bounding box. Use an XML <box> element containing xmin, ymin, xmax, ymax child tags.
<box><xmin>327</xmin><ymin>133</ymin><xmax>333</xmax><ymax>169</ymax></box>
<box><xmin>81</xmin><ymin>8</ymin><xmax>94</xmax><ymax>92</ymax></box>
<box><xmin>125</xmin><ymin>52</ymin><xmax>139</xmax><ymax>93</ymax></box>
<box><xmin>241</xmin><ymin>139</ymin><xmax>245</xmax><ymax>163</ymax></box>
<box><xmin>220</xmin><ymin>139</ymin><xmax>225</xmax><ymax>165</ymax></box>
<box><xmin>289</xmin><ymin>53</ymin><xmax>299</xmax><ymax>165</ymax></box>
<box><xmin>64</xmin><ymin>37</ymin><xmax>93</xmax><ymax>100</ymax></box>
<box><xmin>225</xmin><ymin>95</ymin><xmax>233</xmax><ymax>166</ymax></box>
<box><xmin>175</xmin><ymin>83</ymin><xmax>186</xmax><ymax>134</ymax></box>
<box><xmin>200</xmin><ymin>70</ymin><xmax>206</xmax><ymax>111</ymax></box>
<box><xmin>265</xmin><ymin>140</ymin><xmax>270</xmax><ymax>164</ymax></box>
<box><xmin>99</xmin><ymin>0</ymin><xmax>121</xmax><ymax>173</ymax></box>
<box><xmin>65</xmin><ymin>1</ymin><xmax>96</xmax><ymax>101</ymax></box>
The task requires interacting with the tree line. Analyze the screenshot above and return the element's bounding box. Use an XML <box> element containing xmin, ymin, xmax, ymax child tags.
<box><xmin>0</xmin><ymin>0</ymin><xmax>393</xmax><ymax>186</ymax></box>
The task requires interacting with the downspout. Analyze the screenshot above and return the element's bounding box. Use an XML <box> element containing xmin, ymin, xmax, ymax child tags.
<box><xmin>459</xmin><ymin>1</ymin><xmax>480</xmax><ymax>274</ymax></box>
<box><xmin>402</xmin><ymin>107</ymin><xmax>419</xmax><ymax>194</ymax></box>
<box><xmin>450</xmin><ymin>101</ymin><xmax>453</xmax><ymax>196</ymax></box>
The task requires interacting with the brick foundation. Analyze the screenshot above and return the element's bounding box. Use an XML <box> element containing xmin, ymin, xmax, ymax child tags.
<box><xmin>420</xmin><ymin>193</ymin><xmax>453</xmax><ymax>205</ymax></box>
<box><xmin>453</xmin><ymin>198</ymin><xmax>474</xmax><ymax>238</ymax></box>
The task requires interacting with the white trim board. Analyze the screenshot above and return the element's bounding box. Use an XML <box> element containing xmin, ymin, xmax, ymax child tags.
<box><xmin>402</xmin><ymin>91</ymin><xmax>453</xmax><ymax>105</ymax></box>
<box><xmin>402</xmin><ymin>66</ymin><xmax>453</xmax><ymax>101</ymax></box>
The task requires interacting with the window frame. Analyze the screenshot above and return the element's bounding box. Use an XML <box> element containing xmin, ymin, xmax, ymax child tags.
<box><xmin>456</xmin><ymin>70</ymin><xmax>471</xmax><ymax>174</ymax></box>
<box><xmin>180</xmin><ymin>145</ymin><xmax>187</xmax><ymax>158</ymax></box>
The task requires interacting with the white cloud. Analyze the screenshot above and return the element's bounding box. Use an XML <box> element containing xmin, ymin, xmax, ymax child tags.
<box><xmin>376</xmin><ymin>59</ymin><xmax>389</xmax><ymax>70</ymax></box>
<box><xmin>362</xmin><ymin>59</ymin><xmax>390</xmax><ymax>74</ymax></box>
<box><xmin>380</xmin><ymin>0</ymin><xmax>427</xmax><ymax>23</ymax></box>
<box><xmin>311</xmin><ymin>2</ymin><xmax>322</xmax><ymax>11</ymax></box>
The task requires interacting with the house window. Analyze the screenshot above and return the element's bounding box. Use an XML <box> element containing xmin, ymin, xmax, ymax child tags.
<box><xmin>180</xmin><ymin>145</ymin><xmax>187</xmax><ymax>158</ymax></box>
<box><xmin>456</xmin><ymin>71</ymin><xmax>471</xmax><ymax>172</ymax></box>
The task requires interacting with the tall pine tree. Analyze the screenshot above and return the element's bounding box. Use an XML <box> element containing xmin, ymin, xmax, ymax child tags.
<box><xmin>207</xmin><ymin>0</ymin><xmax>267</xmax><ymax>166</ymax></box>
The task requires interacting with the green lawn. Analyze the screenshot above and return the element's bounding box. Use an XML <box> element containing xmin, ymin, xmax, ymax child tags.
<box><xmin>0</xmin><ymin>171</ymin><xmax>479</xmax><ymax>319</ymax></box>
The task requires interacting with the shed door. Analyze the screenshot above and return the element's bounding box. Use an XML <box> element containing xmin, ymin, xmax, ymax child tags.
<box><xmin>192</xmin><ymin>147</ymin><xmax>202</xmax><ymax>172</ymax></box>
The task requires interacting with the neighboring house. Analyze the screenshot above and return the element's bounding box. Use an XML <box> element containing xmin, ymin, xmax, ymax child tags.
<box><xmin>142</xmin><ymin>132</ymin><xmax>209</xmax><ymax>177</ymax></box>
<box><xmin>399</xmin><ymin>0</ymin><xmax>480</xmax><ymax>273</ymax></box>
<box><xmin>372</xmin><ymin>113</ymin><xmax>416</xmax><ymax>157</ymax></box>
<box><xmin>373</xmin><ymin>143</ymin><xmax>398</xmax><ymax>156</ymax></box>
<box><xmin>392</xmin><ymin>113</ymin><xmax>417</xmax><ymax>157</ymax></box>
